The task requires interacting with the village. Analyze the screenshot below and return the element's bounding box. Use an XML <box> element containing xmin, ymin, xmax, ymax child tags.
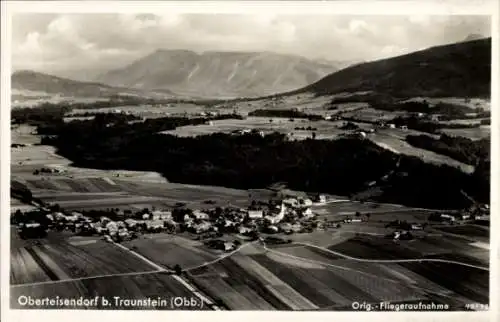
<box><xmin>12</xmin><ymin>188</ymin><xmax>490</xmax><ymax>253</ymax></box>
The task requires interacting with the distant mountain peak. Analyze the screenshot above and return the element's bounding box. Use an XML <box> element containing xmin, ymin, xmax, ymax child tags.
<box><xmin>464</xmin><ymin>33</ymin><xmax>485</xmax><ymax>42</ymax></box>
<box><xmin>96</xmin><ymin>50</ymin><xmax>342</xmax><ymax>98</ymax></box>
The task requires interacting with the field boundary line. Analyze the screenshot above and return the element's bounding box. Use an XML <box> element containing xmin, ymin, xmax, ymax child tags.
<box><xmin>112</xmin><ymin>241</ymin><xmax>170</xmax><ymax>272</ymax></box>
<box><xmin>295</xmin><ymin>242</ymin><xmax>490</xmax><ymax>271</ymax></box>
<box><xmin>261</xmin><ymin>243</ymin><xmax>403</xmax><ymax>284</ymax></box>
<box><xmin>112</xmin><ymin>241</ymin><xmax>221</xmax><ymax>310</ymax></box>
<box><xmin>184</xmin><ymin>240</ymin><xmax>259</xmax><ymax>272</ymax></box>
<box><xmin>10</xmin><ymin>269</ymin><xmax>165</xmax><ymax>288</ymax></box>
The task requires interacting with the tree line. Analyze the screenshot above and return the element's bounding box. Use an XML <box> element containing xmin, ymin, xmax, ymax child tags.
<box><xmin>35</xmin><ymin>115</ymin><xmax>489</xmax><ymax>209</ymax></box>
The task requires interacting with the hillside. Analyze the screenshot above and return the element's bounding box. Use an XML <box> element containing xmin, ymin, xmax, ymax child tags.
<box><xmin>12</xmin><ymin>70</ymin><xmax>125</xmax><ymax>98</ymax></box>
<box><xmin>96</xmin><ymin>50</ymin><xmax>339</xmax><ymax>98</ymax></box>
<box><xmin>11</xmin><ymin>70</ymin><xmax>174</xmax><ymax>100</ymax></box>
<box><xmin>302</xmin><ymin>38</ymin><xmax>491</xmax><ymax>98</ymax></box>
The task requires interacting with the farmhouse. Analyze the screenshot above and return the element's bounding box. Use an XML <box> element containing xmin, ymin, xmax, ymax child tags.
<box><xmin>315</xmin><ymin>194</ymin><xmax>327</xmax><ymax>203</ymax></box>
<box><xmin>440</xmin><ymin>213</ymin><xmax>456</xmax><ymax>222</ymax></box>
<box><xmin>247</xmin><ymin>210</ymin><xmax>263</xmax><ymax>219</ymax></box>
<box><xmin>302</xmin><ymin>208</ymin><xmax>314</xmax><ymax>218</ymax></box>
<box><xmin>411</xmin><ymin>224</ymin><xmax>423</xmax><ymax>230</ymax></box>
<box><xmin>298</xmin><ymin>198</ymin><xmax>313</xmax><ymax>207</ymax></box>
<box><xmin>279</xmin><ymin>222</ymin><xmax>292</xmax><ymax>233</ymax></box>
<box><xmin>475</xmin><ymin>214</ymin><xmax>490</xmax><ymax>221</ymax></box>
<box><xmin>193</xmin><ymin>210</ymin><xmax>210</xmax><ymax>220</ymax></box>
<box><xmin>125</xmin><ymin>219</ymin><xmax>137</xmax><ymax>228</ymax></box>
<box><xmin>291</xmin><ymin>223</ymin><xmax>302</xmax><ymax>232</ymax></box>
<box><xmin>106</xmin><ymin>222</ymin><xmax>119</xmax><ymax>235</ymax></box>
<box><xmin>157</xmin><ymin>211</ymin><xmax>172</xmax><ymax>220</ymax></box>
<box><xmin>238</xmin><ymin>226</ymin><xmax>253</xmax><ymax>235</ymax></box>
<box><xmin>193</xmin><ymin>221</ymin><xmax>212</xmax><ymax>234</ymax></box>
<box><xmin>224</xmin><ymin>241</ymin><xmax>236</xmax><ymax>251</ymax></box>
<box><xmin>283</xmin><ymin>198</ymin><xmax>299</xmax><ymax>208</ymax></box>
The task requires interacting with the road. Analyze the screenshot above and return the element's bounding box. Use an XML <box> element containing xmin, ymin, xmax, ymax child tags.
<box><xmin>111</xmin><ymin>240</ymin><xmax>221</xmax><ymax>310</ymax></box>
<box><xmin>289</xmin><ymin>241</ymin><xmax>489</xmax><ymax>271</ymax></box>
<box><xmin>10</xmin><ymin>269</ymin><xmax>165</xmax><ymax>288</ymax></box>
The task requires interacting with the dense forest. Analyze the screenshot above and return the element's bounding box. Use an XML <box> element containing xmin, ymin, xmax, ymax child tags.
<box><xmin>248</xmin><ymin>109</ymin><xmax>323</xmax><ymax>120</ymax></box>
<box><xmin>30</xmin><ymin>112</ymin><xmax>488</xmax><ymax>209</ymax></box>
<box><xmin>406</xmin><ymin>134</ymin><xmax>490</xmax><ymax>166</ymax></box>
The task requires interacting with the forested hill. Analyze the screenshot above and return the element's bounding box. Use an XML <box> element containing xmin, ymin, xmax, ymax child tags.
<box><xmin>300</xmin><ymin>38</ymin><xmax>491</xmax><ymax>98</ymax></box>
<box><xmin>32</xmin><ymin>113</ymin><xmax>489</xmax><ymax>210</ymax></box>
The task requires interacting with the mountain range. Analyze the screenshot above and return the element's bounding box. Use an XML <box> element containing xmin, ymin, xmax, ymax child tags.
<box><xmin>11</xmin><ymin>38</ymin><xmax>492</xmax><ymax>102</ymax></box>
<box><xmin>95</xmin><ymin>50</ymin><xmax>341</xmax><ymax>98</ymax></box>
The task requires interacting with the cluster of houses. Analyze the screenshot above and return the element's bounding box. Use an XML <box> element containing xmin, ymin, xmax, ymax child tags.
<box><xmin>429</xmin><ymin>211</ymin><xmax>490</xmax><ymax>224</ymax></box>
<box><xmin>230</xmin><ymin>129</ymin><xmax>265</xmax><ymax>137</ymax></box>
<box><xmin>14</xmin><ymin>193</ymin><xmax>328</xmax><ymax>247</ymax></box>
<box><xmin>32</xmin><ymin>167</ymin><xmax>65</xmax><ymax>175</ymax></box>
<box><xmin>16</xmin><ymin>209</ymin><xmax>179</xmax><ymax>242</ymax></box>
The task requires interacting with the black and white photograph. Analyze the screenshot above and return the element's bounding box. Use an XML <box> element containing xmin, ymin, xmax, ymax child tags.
<box><xmin>1</xmin><ymin>0</ymin><xmax>497</xmax><ymax>318</ymax></box>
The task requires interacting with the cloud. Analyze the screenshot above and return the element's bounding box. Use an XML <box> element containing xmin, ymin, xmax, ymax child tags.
<box><xmin>12</xmin><ymin>14</ymin><xmax>491</xmax><ymax>75</ymax></box>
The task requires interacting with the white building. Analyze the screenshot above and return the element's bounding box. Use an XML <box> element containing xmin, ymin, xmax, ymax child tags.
<box><xmin>193</xmin><ymin>221</ymin><xmax>211</xmax><ymax>234</ymax></box>
<box><xmin>302</xmin><ymin>208</ymin><xmax>314</xmax><ymax>218</ymax></box>
<box><xmin>316</xmin><ymin>194</ymin><xmax>327</xmax><ymax>203</ymax></box>
<box><xmin>247</xmin><ymin>210</ymin><xmax>264</xmax><ymax>219</ymax></box>
<box><xmin>224</xmin><ymin>242</ymin><xmax>235</xmax><ymax>251</ymax></box>
<box><xmin>299</xmin><ymin>198</ymin><xmax>313</xmax><ymax>207</ymax></box>
<box><xmin>193</xmin><ymin>210</ymin><xmax>210</xmax><ymax>220</ymax></box>
<box><xmin>238</xmin><ymin>226</ymin><xmax>253</xmax><ymax>235</ymax></box>
<box><xmin>283</xmin><ymin>198</ymin><xmax>299</xmax><ymax>208</ymax></box>
<box><xmin>475</xmin><ymin>214</ymin><xmax>490</xmax><ymax>221</ymax></box>
<box><xmin>279</xmin><ymin>223</ymin><xmax>292</xmax><ymax>233</ymax></box>
<box><xmin>125</xmin><ymin>219</ymin><xmax>137</xmax><ymax>228</ymax></box>
<box><xmin>411</xmin><ymin>224</ymin><xmax>423</xmax><ymax>230</ymax></box>
<box><xmin>152</xmin><ymin>210</ymin><xmax>172</xmax><ymax>220</ymax></box>
<box><xmin>440</xmin><ymin>214</ymin><xmax>456</xmax><ymax>222</ymax></box>
<box><xmin>265</xmin><ymin>202</ymin><xmax>286</xmax><ymax>224</ymax></box>
<box><xmin>146</xmin><ymin>220</ymin><xmax>164</xmax><ymax>231</ymax></box>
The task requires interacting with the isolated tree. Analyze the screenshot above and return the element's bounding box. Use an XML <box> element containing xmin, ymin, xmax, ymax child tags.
<box><xmin>365</xmin><ymin>213</ymin><xmax>371</xmax><ymax>220</ymax></box>
<box><xmin>174</xmin><ymin>264</ymin><xmax>182</xmax><ymax>275</ymax></box>
<box><xmin>355</xmin><ymin>212</ymin><xmax>361</xmax><ymax>217</ymax></box>
<box><xmin>311</xmin><ymin>132</ymin><xmax>317</xmax><ymax>139</ymax></box>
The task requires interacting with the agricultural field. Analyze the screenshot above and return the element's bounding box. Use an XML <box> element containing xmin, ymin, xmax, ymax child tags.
<box><xmin>122</xmin><ymin>235</ymin><xmax>217</xmax><ymax>270</ymax></box>
<box><xmin>187</xmin><ymin>255</ymin><xmax>303</xmax><ymax>310</ymax></box>
<box><xmin>70</xmin><ymin>103</ymin><xmax>208</xmax><ymax>119</ymax></box>
<box><xmin>10</xmin><ymin>232</ymin><xmax>159</xmax><ymax>285</ymax></box>
<box><xmin>113</xmin><ymin>179</ymin><xmax>252</xmax><ymax>209</ymax></box>
<box><xmin>312</xmin><ymin>200</ymin><xmax>434</xmax><ymax>219</ymax></box>
<box><xmin>368</xmin><ymin>131</ymin><xmax>475</xmax><ymax>173</ymax></box>
<box><xmin>435</xmin><ymin>225</ymin><xmax>489</xmax><ymax>239</ymax></box>
<box><xmin>161</xmin><ymin>116</ymin><xmax>349</xmax><ymax>140</ymax></box>
<box><xmin>438</xmin><ymin>126</ymin><xmax>491</xmax><ymax>141</ymax></box>
<box><xmin>339</xmin><ymin>107</ymin><xmax>406</xmax><ymax>122</ymax></box>
<box><xmin>403</xmin><ymin>97</ymin><xmax>491</xmax><ymax>111</ymax></box>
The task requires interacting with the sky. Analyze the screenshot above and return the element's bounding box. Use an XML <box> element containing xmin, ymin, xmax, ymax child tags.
<box><xmin>12</xmin><ymin>14</ymin><xmax>491</xmax><ymax>79</ymax></box>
